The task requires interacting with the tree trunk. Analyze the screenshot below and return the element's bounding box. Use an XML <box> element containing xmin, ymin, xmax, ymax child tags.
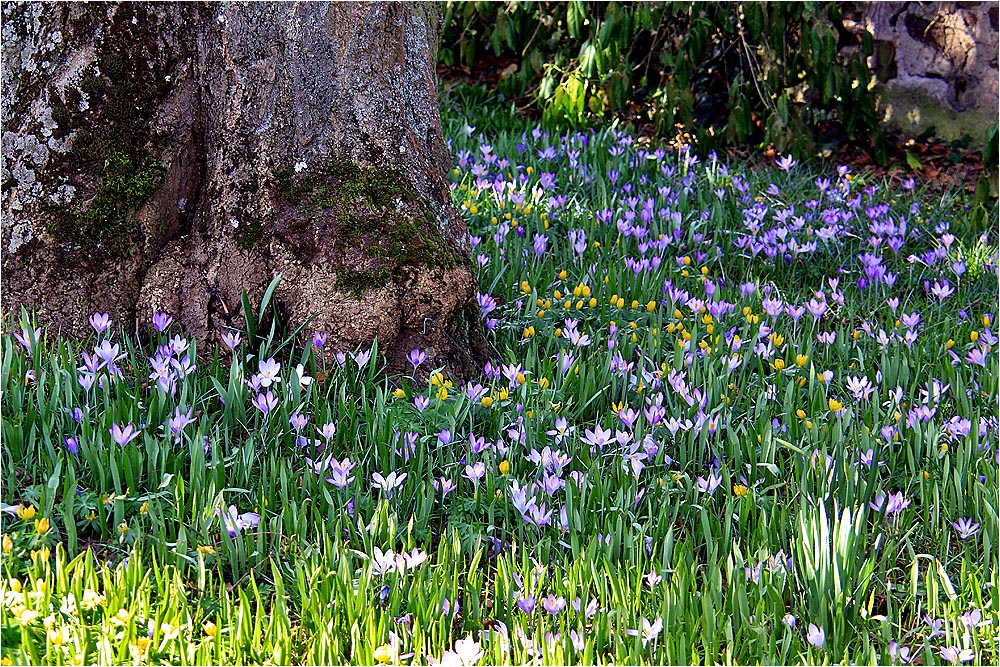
<box><xmin>1</xmin><ymin>1</ymin><xmax>483</xmax><ymax>376</ymax></box>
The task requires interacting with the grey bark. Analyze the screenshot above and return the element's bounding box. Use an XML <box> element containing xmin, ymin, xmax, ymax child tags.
<box><xmin>1</xmin><ymin>1</ymin><xmax>482</xmax><ymax>376</ymax></box>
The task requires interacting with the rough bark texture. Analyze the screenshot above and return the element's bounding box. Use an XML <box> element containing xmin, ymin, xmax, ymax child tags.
<box><xmin>2</xmin><ymin>1</ymin><xmax>484</xmax><ymax>377</ymax></box>
<box><xmin>853</xmin><ymin>2</ymin><xmax>999</xmax><ymax>141</ymax></box>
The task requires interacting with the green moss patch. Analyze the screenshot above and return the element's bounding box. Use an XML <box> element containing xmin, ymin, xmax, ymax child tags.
<box><xmin>273</xmin><ymin>159</ymin><xmax>460</xmax><ymax>296</ymax></box>
<box><xmin>334</xmin><ymin>267</ymin><xmax>393</xmax><ymax>299</ymax></box>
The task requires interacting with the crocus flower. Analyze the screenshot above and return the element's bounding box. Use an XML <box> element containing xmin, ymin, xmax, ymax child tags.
<box><xmin>289</xmin><ymin>412</ymin><xmax>309</xmax><ymax>431</ymax></box>
<box><xmin>696</xmin><ymin>471</ymin><xmax>723</xmax><ymax>495</ymax></box>
<box><xmin>319</xmin><ymin>422</ymin><xmax>337</xmax><ymax>441</ymax></box>
<box><xmin>372</xmin><ymin>471</ymin><xmax>407</xmax><ymax>499</ymax></box>
<box><xmin>294</xmin><ymin>364</ymin><xmax>313</xmax><ymax>388</ymax></box>
<box><xmin>89</xmin><ymin>312</ymin><xmax>112</xmax><ymax>335</ymax></box>
<box><xmin>806</xmin><ymin>623</ymin><xmax>825</xmax><ymax>648</ymax></box>
<box><xmin>351</xmin><ymin>348</ymin><xmax>372</xmax><ymax>367</ymax></box>
<box><xmin>516</xmin><ymin>596</ymin><xmax>535</xmax><ymax>614</ymax></box>
<box><xmin>152</xmin><ymin>312</ymin><xmax>173</xmax><ymax>332</ymax></box>
<box><xmin>541</xmin><ymin>595</ymin><xmax>565</xmax><ymax>615</ymax></box>
<box><xmin>939</xmin><ymin>646</ymin><xmax>974</xmax><ymax>664</ymax></box>
<box><xmin>463</xmin><ymin>462</ymin><xmax>486</xmax><ymax>482</ymax></box>
<box><xmin>951</xmin><ymin>517</ymin><xmax>980</xmax><ymax>540</ymax></box>
<box><xmin>311</xmin><ymin>332</ymin><xmax>328</xmax><ymax>347</ymax></box>
<box><xmin>888</xmin><ymin>641</ymin><xmax>913</xmax><ymax>664</ymax></box>
<box><xmin>64</xmin><ymin>436</ymin><xmax>79</xmax><ymax>456</ymax></box>
<box><xmin>166</xmin><ymin>407</ymin><xmax>196</xmax><ymax>443</ymax></box>
<box><xmin>109</xmin><ymin>423</ymin><xmax>141</xmax><ymax>446</ymax></box>
<box><xmin>221</xmin><ymin>331</ymin><xmax>241</xmax><ymax>351</ymax></box>
<box><xmin>257</xmin><ymin>358</ymin><xmax>281</xmax><ymax>388</ymax></box>
<box><xmin>217</xmin><ymin>505</ymin><xmax>260</xmax><ymax>537</ymax></box>
<box><xmin>626</xmin><ymin>616</ymin><xmax>663</xmax><ymax>647</ymax></box>
<box><xmin>439</xmin><ymin>636</ymin><xmax>483</xmax><ymax>666</ymax></box>
<box><xmin>407</xmin><ymin>348</ymin><xmax>427</xmax><ymax>368</ymax></box>
<box><xmin>251</xmin><ymin>391</ymin><xmax>278</xmax><ymax>415</ymax></box>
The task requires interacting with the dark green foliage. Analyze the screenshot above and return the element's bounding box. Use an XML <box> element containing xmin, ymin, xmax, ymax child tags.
<box><xmin>441</xmin><ymin>1</ymin><xmax>885</xmax><ymax>160</ymax></box>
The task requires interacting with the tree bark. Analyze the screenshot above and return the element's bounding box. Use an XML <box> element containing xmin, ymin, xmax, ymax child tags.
<box><xmin>1</xmin><ymin>1</ymin><xmax>483</xmax><ymax>376</ymax></box>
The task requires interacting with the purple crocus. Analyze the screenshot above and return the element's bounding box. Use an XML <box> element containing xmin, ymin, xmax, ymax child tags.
<box><xmin>221</xmin><ymin>331</ymin><xmax>242</xmax><ymax>351</ymax></box>
<box><xmin>166</xmin><ymin>407</ymin><xmax>196</xmax><ymax>443</ymax></box>
<box><xmin>64</xmin><ymin>436</ymin><xmax>80</xmax><ymax>456</ymax></box>
<box><xmin>950</xmin><ymin>517</ymin><xmax>980</xmax><ymax>540</ymax></box>
<box><xmin>218</xmin><ymin>505</ymin><xmax>261</xmax><ymax>537</ymax></box>
<box><xmin>257</xmin><ymin>358</ymin><xmax>281</xmax><ymax>388</ymax></box>
<box><xmin>13</xmin><ymin>326</ymin><xmax>42</xmax><ymax>355</ymax></box>
<box><xmin>806</xmin><ymin>623</ymin><xmax>825</xmax><ymax>648</ymax></box>
<box><xmin>463</xmin><ymin>462</ymin><xmax>486</xmax><ymax>482</ymax></box>
<box><xmin>311</xmin><ymin>332</ymin><xmax>328</xmax><ymax>348</ymax></box>
<box><xmin>516</xmin><ymin>595</ymin><xmax>536</xmax><ymax>614</ymax></box>
<box><xmin>89</xmin><ymin>312</ymin><xmax>112</xmax><ymax>335</ymax></box>
<box><xmin>696</xmin><ymin>471</ymin><xmax>723</xmax><ymax>495</ymax></box>
<box><xmin>152</xmin><ymin>312</ymin><xmax>173</xmax><ymax>332</ymax></box>
<box><xmin>407</xmin><ymin>348</ymin><xmax>427</xmax><ymax>368</ymax></box>
<box><xmin>541</xmin><ymin>594</ymin><xmax>566</xmax><ymax>615</ymax></box>
<box><xmin>372</xmin><ymin>471</ymin><xmax>407</xmax><ymax>499</ymax></box>
<box><xmin>251</xmin><ymin>391</ymin><xmax>278</xmax><ymax>415</ymax></box>
<box><xmin>289</xmin><ymin>412</ymin><xmax>309</xmax><ymax>432</ymax></box>
<box><xmin>110</xmin><ymin>423</ymin><xmax>141</xmax><ymax>446</ymax></box>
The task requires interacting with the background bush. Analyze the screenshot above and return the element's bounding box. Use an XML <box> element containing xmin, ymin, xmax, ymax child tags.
<box><xmin>441</xmin><ymin>1</ymin><xmax>887</xmax><ymax>161</ymax></box>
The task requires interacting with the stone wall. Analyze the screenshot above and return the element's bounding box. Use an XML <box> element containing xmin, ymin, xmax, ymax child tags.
<box><xmin>857</xmin><ymin>2</ymin><xmax>998</xmax><ymax>142</ymax></box>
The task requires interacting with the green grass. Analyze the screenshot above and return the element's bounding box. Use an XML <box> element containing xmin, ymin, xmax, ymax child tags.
<box><xmin>1</xmin><ymin>91</ymin><xmax>997</xmax><ymax>665</ymax></box>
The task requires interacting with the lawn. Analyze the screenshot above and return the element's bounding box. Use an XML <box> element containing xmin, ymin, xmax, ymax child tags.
<box><xmin>1</xmin><ymin>91</ymin><xmax>997</xmax><ymax>665</ymax></box>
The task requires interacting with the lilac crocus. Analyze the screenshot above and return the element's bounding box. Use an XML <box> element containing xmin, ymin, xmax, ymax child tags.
<box><xmin>89</xmin><ymin>312</ymin><xmax>112</xmax><ymax>335</ymax></box>
<box><xmin>166</xmin><ymin>407</ymin><xmax>196</xmax><ymax>443</ymax></box>
<box><xmin>888</xmin><ymin>641</ymin><xmax>913</xmax><ymax>665</ymax></box>
<box><xmin>433</xmin><ymin>476</ymin><xmax>457</xmax><ymax>497</ymax></box>
<box><xmin>221</xmin><ymin>331</ymin><xmax>242</xmax><ymax>351</ymax></box>
<box><xmin>152</xmin><ymin>312</ymin><xmax>173</xmax><ymax>332</ymax></box>
<box><xmin>696</xmin><ymin>471</ymin><xmax>723</xmax><ymax>495</ymax></box>
<box><xmin>311</xmin><ymin>332</ymin><xmax>328</xmax><ymax>348</ymax></box>
<box><xmin>541</xmin><ymin>595</ymin><xmax>566</xmax><ymax>615</ymax></box>
<box><xmin>64</xmin><ymin>436</ymin><xmax>80</xmax><ymax>456</ymax></box>
<box><xmin>351</xmin><ymin>348</ymin><xmax>372</xmax><ymax>368</ymax></box>
<box><xmin>626</xmin><ymin>617</ymin><xmax>663</xmax><ymax>647</ymax></box>
<box><xmin>13</xmin><ymin>326</ymin><xmax>42</xmax><ymax>355</ymax></box>
<box><xmin>939</xmin><ymin>646</ymin><xmax>974</xmax><ymax>664</ymax></box>
<box><xmin>776</xmin><ymin>155</ymin><xmax>796</xmax><ymax>171</ymax></box>
<box><xmin>950</xmin><ymin>517</ymin><xmax>980</xmax><ymax>540</ymax></box>
<box><xmin>477</xmin><ymin>293</ymin><xmax>497</xmax><ymax>317</ymax></box>
<box><xmin>319</xmin><ymin>421</ymin><xmax>337</xmax><ymax>441</ymax></box>
<box><xmin>806</xmin><ymin>623</ymin><xmax>825</xmax><ymax>648</ymax></box>
<box><xmin>218</xmin><ymin>505</ymin><xmax>261</xmax><ymax>537</ymax></box>
<box><xmin>251</xmin><ymin>391</ymin><xmax>278</xmax><ymax>415</ymax></box>
<box><xmin>289</xmin><ymin>412</ymin><xmax>309</xmax><ymax>431</ymax></box>
<box><xmin>109</xmin><ymin>423</ymin><xmax>141</xmax><ymax>446</ymax></box>
<box><xmin>516</xmin><ymin>595</ymin><xmax>536</xmax><ymax>614</ymax></box>
<box><xmin>407</xmin><ymin>348</ymin><xmax>427</xmax><ymax>368</ymax></box>
<box><xmin>257</xmin><ymin>358</ymin><xmax>281</xmax><ymax>388</ymax></box>
<box><xmin>372</xmin><ymin>471</ymin><xmax>407</xmax><ymax>498</ymax></box>
<box><xmin>581</xmin><ymin>424</ymin><xmax>613</xmax><ymax>450</ymax></box>
<box><xmin>325</xmin><ymin>458</ymin><xmax>357</xmax><ymax>488</ymax></box>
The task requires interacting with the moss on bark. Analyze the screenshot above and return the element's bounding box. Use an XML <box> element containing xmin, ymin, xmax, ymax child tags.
<box><xmin>273</xmin><ymin>158</ymin><xmax>458</xmax><ymax>294</ymax></box>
